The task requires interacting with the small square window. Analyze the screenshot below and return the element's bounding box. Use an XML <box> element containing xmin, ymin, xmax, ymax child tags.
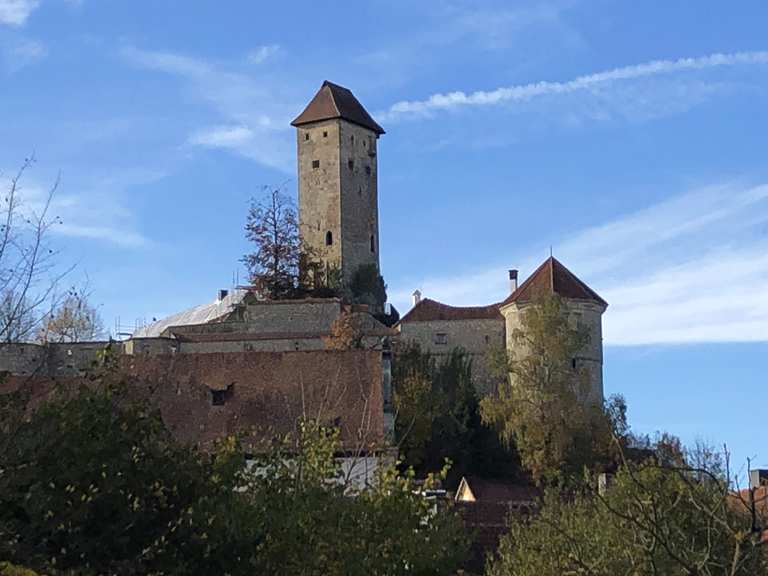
<box><xmin>211</xmin><ymin>390</ymin><xmax>226</xmax><ymax>406</ymax></box>
<box><xmin>434</xmin><ymin>333</ymin><xmax>448</xmax><ymax>346</ymax></box>
<box><xmin>348</xmin><ymin>159</ymin><xmax>354</xmax><ymax>170</ymax></box>
<box><xmin>312</xmin><ymin>160</ymin><xmax>320</xmax><ymax>169</ymax></box>
<box><xmin>323</xmin><ymin>131</ymin><xmax>328</xmax><ymax>137</ymax></box>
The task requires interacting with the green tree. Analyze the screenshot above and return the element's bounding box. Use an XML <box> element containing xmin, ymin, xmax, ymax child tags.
<box><xmin>488</xmin><ymin>449</ymin><xmax>767</xmax><ymax>576</ymax></box>
<box><xmin>394</xmin><ymin>343</ymin><xmax>520</xmax><ymax>484</ymax></box>
<box><xmin>349</xmin><ymin>263</ymin><xmax>387</xmax><ymax>309</ymax></box>
<box><xmin>0</xmin><ymin>379</ymin><xmax>467</xmax><ymax>575</ymax></box>
<box><xmin>481</xmin><ymin>295</ymin><xmax>621</xmax><ymax>485</ymax></box>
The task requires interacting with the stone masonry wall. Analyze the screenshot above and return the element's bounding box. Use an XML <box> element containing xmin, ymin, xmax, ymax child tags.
<box><xmin>501</xmin><ymin>299</ymin><xmax>605</xmax><ymax>402</ymax></box>
<box><xmin>297</xmin><ymin>119</ymin><xmax>343</xmax><ymax>275</ymax></box>
<box><xmin>338</xmin><ymin>120</ymin><xmax>380</xmax><ymax>284</ymax></box>
<box><xmin>397</xmin><ymin>318</ymin><xmax>506</xmax><ymax>396</ymax></box>
<box><xmin>0</xmin><ymin>341</ymin><xmax>110</xmax><ymax>377</ymax></box>
<box><xmin>297</xmin><ymin>118</ymin><xmax>380</xmax><ymax>287</ymax></box>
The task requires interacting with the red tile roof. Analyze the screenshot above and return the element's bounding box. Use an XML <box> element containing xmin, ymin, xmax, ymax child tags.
<box><xmin>501</xmin><ymin>257</ymin><xmax>607</xmax><ymax>307</ymax></box>
<box><xmin>397</xmin><ymin>298</ymin><xmax>503</xmax><ymax>323</ymax></box>
<box><xmin>458</xmin><ymin>476</ymin><xmax>540</xmax><ymax>503</ymax></box>
<box><xmin>291</xmin><ymin>80</ymin><xmax>385</xmax><ymax>135</ymax></box>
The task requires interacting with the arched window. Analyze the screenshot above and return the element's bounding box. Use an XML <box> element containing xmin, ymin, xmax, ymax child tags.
<box><xmin>326</xmin><ymin>231</ymin><xmax>333</xmax><ymax>246</ymax></box>
<box><xmin>370</xmin><ymin>235</ymin><xmax>375</xmax><ymax>253</ymax></box>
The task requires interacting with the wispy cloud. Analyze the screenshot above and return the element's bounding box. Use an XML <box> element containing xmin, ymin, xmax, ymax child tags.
<box><xmin>1</xmin><ymin>168</ymin><xmax>155</xmax><ymax>249</ymax></box>
<box><xmin>392</xmin><ymin>181</ymin><xmax>768</xmax><ymax>346</ymax></box>
<box><xmin>0</xmin><ymin>0</ymin><xmax>39</xmax><ymax>27</ymax></box>
<box><xmin>188</xmin><ymin>125</ymin><xmax>254</xmax><ymax>148</ymax></box>
<box><xmin>247</xmin><ymin>44</ymin><xmax>280</xmax><ymax>65</ymax></box>
<box><xmin>1</xmin><ymin>36</ymin><xmax>46</xmax><ymax>73</ymax></box>
<box><xmin>119</xmin><ymin>45</ymin><xmax>294</xmax><ymax>171</ymax></box>
<box><xmin>381</xmin><ymin>51</ymin><xmax>768</xmax><ymax>121</ymax></box>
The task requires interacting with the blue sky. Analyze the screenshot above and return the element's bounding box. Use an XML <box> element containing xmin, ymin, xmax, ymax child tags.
<box><xmin>1</xmin><ymin>0</ymin><xmax>766</xmax><ymax>479</ymax></box>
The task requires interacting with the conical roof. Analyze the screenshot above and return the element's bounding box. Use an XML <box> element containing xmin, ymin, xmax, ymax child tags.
<box><xmin>291</xmin><ymin>80</ymin><xmax>385</xmax><ymax>134</ymax></box>
<box><xmin>501</xmin><ymin>257</ymin><xmax>607</xmax><ymax>307</ymax></box>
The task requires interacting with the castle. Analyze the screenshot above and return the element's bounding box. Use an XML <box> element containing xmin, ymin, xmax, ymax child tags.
<box><xmin>0</xmin><ymin>81</ymin><xmax>607</xmax><ymax>476</ymax></box>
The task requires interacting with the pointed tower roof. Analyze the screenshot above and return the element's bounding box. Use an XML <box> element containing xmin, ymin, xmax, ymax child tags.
<box><xmin>500</xmin><ymin>257</ymin><xmax>607</xmax><ymax>308</ymax></box>
<box><xmin>291</xmin><ymin>80</ymin><xmax>385</xmax><ymax>135</ymax></box>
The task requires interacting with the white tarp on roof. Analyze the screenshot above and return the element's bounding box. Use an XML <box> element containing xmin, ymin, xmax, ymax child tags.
<box><xmin>133</xmin><ymin>289</ymin><xmax>248</xmax><ymax>338</ymax></box>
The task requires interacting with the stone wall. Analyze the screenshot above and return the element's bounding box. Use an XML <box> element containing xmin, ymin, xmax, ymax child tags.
<box><xmin>298</xmin><ymin>119</ymin><xmax>344</xmax><ymax>275</ymax></box>
<box><xmin>3</xmin><ymin>350</ymin><xmax>389</xmax><ymax>452</ymax></box>
<box><xmin>338</xmin><ymin>120</ymin><xmax>380</xmax><ymax>284</ymax></box>
<box><xmin>297</xmin><ymin>118</ymin><xmax>381</xmax><ymax>287</ymax></box>
<box><xmin>501</xmin><ymin>299</ymin><xmax>605</xmax><ymax>402</ymax></box>
<box><xmin>397</xmin><ymin>318</ymin><xmax>506</xmax><ymax>396</ymax></box>
<box><xmin>0</xmin><ymin>343</ymin><xmax>47</xmax><ymax>376</ymax></box>
<box><xmin>0</xmin><ymin>341</ymin><xmax>110</xmax><ymax>377</ymax></box>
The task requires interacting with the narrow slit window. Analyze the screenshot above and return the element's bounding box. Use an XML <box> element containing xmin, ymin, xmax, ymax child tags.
<box><xmin>305</xmin><ymin>132</ymin><xmax>310</xmax><ymax>141</ymax></box>
<box><xmin>365</xmin><ymin>166</ymin><xmax>371</xmax><ymax>176</ymax></box>
<box><xmin>348</xmin><ymin>159</ymin><xmax>354</xmax><ymax>170</ymax></box>
<box><xmin>370</xmin><ymin>235</ymin><xmax>375</xmax><ymax>253</ymax></box>
<box><xmin>326</xmin><ymin>231</ymin><xmax>333</xmax><ymax>246</ymax></box>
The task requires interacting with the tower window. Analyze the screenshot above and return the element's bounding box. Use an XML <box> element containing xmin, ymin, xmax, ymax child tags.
<box><xmin>326</xmin><ymin>231</ymin><xmax>333</xmax><ymax>246</ymax></box>
<box><xmin>305</xmin><ymin>132</ymin><xmax>310</xmax><ymax>141</ymax></box>
<box><xmin>350</xmin><ymin>135</ymin><xmax>354</xmax><ymax>143</ymax></box>
<box><xmin>312</xmin><ymin>160</ymin><xmax>320</xmax><ymax>169</ymax></box>
<box><xmin>365</xmin><ymin>166</ymin><xmax>371</xmax><ymax>176</ymax></box>
<box><xmin>348</xmin><ymin>159</ymin><xmax>354</xmax><ymax>170</ymax></box>
<box><xmin>323</xmin><ymin>131</ymin><xmax>328</xmax><ymax>137</ymax></box>
<box><xmin>370</xmin><ymin>235</ymin><xmax>375</xmax><ymax>253</ymax></box>
<box><xmin>358</xmin><ymin>186</ymin><xmax>362</xmax><ymax>197</ymax></box>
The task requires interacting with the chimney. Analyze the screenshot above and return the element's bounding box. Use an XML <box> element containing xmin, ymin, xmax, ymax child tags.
<box><xmin>749</xmin><ymin>469</ymin><xmax>768</xmax><ymax>489</ymax></box>
<box><xmin>508</xmin><ymin>269</ymin><xmax>518</xmax><ymax>293</ymax></box>
<box><xmin>217</xmin><ymin>289</ymin><xmax>229</xmax><ymax>302</ymax></box>
<box><xmin>412</xmin><ymin>290</ymin><xmax>422</xmax><ymax>307</ymax></box>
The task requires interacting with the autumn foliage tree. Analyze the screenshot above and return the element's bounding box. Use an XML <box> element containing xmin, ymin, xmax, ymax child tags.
<box><xmin>37</xmin><ymin>285</ymin><xmax>105</xmax><ymax>343</ymax></box>
<box><xmin>481</xmin><ymin>295</ymin><xmax>623</xmax><ymax>485</ymax></box>
<box><xmin>242</xmin><ymin>187</ymin><xmax>303</xmax><ymax>299</ymax></box>
<box><xmin>488</xmin><ymin>444</ymin><xmax>767</xmax><ymax>576</ymax></box>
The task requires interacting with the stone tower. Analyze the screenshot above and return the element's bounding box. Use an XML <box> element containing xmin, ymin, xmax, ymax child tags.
<box><xmin>291</xmin><ymin>81</ymin><xmax>384</xmax><ymax>288</ymax></box>
<box><xmin>498</xmin><ymin>257</ymin><xmax>608</xmax><ymax>402</ymax></box>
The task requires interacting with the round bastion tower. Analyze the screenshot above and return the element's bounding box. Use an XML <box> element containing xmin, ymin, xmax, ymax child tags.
<box><xmin>498</xmin><ymin>257</ymin><xmax>608</xmax><ymax>403</ymax></box>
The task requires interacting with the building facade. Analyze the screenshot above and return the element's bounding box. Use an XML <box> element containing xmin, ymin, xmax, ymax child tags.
<box><xmin>396</xmin><ymin>257</ymin><xmax>608</xmax><ymax>401</ymax></box>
